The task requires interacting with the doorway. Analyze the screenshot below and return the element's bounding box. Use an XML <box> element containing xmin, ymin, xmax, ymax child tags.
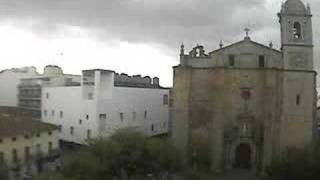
<box><xmin>234</xmin><ymin>143</ymin><xmax>251</xmax><ymax>169</ymax></box>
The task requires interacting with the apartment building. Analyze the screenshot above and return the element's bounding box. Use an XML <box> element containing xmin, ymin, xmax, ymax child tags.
<box><xmin>18</xmin><ymin>65</ymin><xmax>80</xmax><ymax>120</ymax></box>
<box><xmin>0</xmin><ymin>67</ymin><xmax>38</xmax><ymax>107</ymax></box>
<box><xmin>0</xmin><ymin>110</ymin><xmax>60</xmax><ymax>179</ymax></box>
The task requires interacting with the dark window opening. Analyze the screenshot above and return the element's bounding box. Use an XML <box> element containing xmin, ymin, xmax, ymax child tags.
<box><xmin>120</xmin><ymin>113</ymin><xmax>124</xmax><ymax>122</ymax></box>
<box><xmin>48</xmin><ymin>142</ymin><xmax>53</xmax><ymax>153</ymax></box>
<box><xmin>12</xmin><ymin>149</ymin><xmax>18</xmax><ymax>163</ymax></box>
<box><xmin>25</xmin><ymin>146</ymin><xmax>30</xmax><ymax>161</ymax></box>
<box><xmin>293</xmin><ymin>22</ymin><xmax>302</xmax><ymax>39</ymax></box>
<box><xmin>144</xmin><ymin>111</ymin><xmax>147</xmax><ymax>119</ymax></box>
<box><xmin>259</xmin><ymin>55</ymin><xmax>265</xmax><ymax>68</ymax></box>
<box><xmin>87</xmin><ymin>129</ymin><xmax>91</xmax><ymax>139</ymax></box>
<box><xmin>229</xmin><ymin>55</ymin><xmax>235</xmax><ymax>66</ymax></box>
<box><xmin>163</xmin><ymin>94</ymin><xmax>169</xmax><ymax>105</ymax></box>
<box><xmin>70</xmin><ymin>126</ymin><xmax>74</xmax><ymax>135</ymax></box>
<box><xmin>296</xmin><ymin>95</ymin><xmax>301</xmax><ymax>105</ymax></box>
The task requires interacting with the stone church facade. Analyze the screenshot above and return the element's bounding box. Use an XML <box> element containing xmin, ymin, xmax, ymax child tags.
<box><xmin>171</xmin><ymin>0</ymin><xmax>317</xmax><ymax>172</ymax></box>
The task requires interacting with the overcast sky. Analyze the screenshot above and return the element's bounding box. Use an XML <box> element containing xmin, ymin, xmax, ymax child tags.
<box><xmin>0</xmin><ymin>0</ymin><xmax>319</xmax><ymax>87</ymax></box>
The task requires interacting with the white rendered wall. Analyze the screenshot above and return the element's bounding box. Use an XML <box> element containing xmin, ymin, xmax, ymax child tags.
<box><xmin>0</xmin><ymin>70</ymin><xmax>37</xmax><ymax>106</ymax></box>
<box><xmin>98</xmin><ymin>87</ymin><xmax>169</xmax><ymax>137</ymax></box>
<box><xmin>42</xmin><ymin>85</ymin><xmax>169</xmax><ymax>144</ymax></box>
<box><xmin>41</xmin><ymin>87</ymin><xmax>97</xmax><ymax>144</ymax></box>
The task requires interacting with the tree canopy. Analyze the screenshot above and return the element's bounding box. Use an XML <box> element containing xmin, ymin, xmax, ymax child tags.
<box><xmin>56</xmin><ymin>129</ymin><xmax>182</xmax><ymax>180</ymax></box>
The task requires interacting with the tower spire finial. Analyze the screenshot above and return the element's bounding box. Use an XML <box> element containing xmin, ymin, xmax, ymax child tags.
<box><xmin>244</xmin><ymin>27</ymin><xmax>251</xmax><ymax>40</ymax></box>
<box><xmin>219</xmin><ymin>40</ymin><xmax>223</xmax><ymax>48</ymax></box>
<box><xmin>180</xmin><ymin>43</ymin><xmax>185</xmax><ymax>56</ymax></box>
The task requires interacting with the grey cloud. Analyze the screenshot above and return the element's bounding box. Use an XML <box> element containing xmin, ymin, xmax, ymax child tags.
<box><xmin>0</xmin><ymin>0</ymin><xmax>319</xmax><ymax>55</ymax></box>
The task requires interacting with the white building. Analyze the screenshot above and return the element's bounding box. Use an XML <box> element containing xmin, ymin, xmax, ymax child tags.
<box><xmin>0</xmin><ymin>67</ymin><xmax>38</xmax><ymax>107</ymax></box>
<box><xmin>42</xmin><ymin>69</ymin><xmax>170</xmax><ymax>144</ymax></box>
<box><xmin>18</xmin><ymin>65</ymin><xmax>81</xmax><ymax>120</ymax></box>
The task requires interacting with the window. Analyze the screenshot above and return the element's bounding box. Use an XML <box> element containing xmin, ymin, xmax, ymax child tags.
<box><xmin>24</xmin><ymin>135</ymin><xmax>29</xmax><ymax>139</ymax></box>
<box><xmin>88</xmin><ymin>93</ymin><xmax>93</xmax><ymax>100</ymax></box>
<box><xmin>120</xmin><ymin>113</ymin><xmax>124</xmax><ymax>122</ymax></box>
<box><xmin>144</xmin><ymin>111</ymin><xmax>147</xmax><ymax>119</ymax></box>
<box><xmin>86</xmin><ymin>114</ymin><xmax>89</xmax><ymax>120</ymax></box>
<box><xmin>99</xmin><ymin>114</ymin><xmax>107</xmax><ymax>132</ymax></box>
<box><xmin>48</xmin><ymin>142</ymin><xmax>53</xmax><ymax>153</ymax></box>
<box><xmin>151</xmin><ymin>124</ymin><xmax>154</xmax><ymax>132</ymax></box>
<box><xmin>259</xmin><ymin>55</ymin><xmax>265</xmax><ymax>68</ymax></box>
<box><xmin>99</xmin><ymin>114</ymin><xmax>107</xmax><ymax>120</ymax></box>
<box><xmin>52</xmin><ymin>110</ymin><xmax>55</xmax><ymax>117</ymax></box>
<box><xmin>48</xmin><ymin>131</ymin><xmax>52</xmax><ymax>136</ymax></box>
<box><xmin>24</xmin><ymin>146</ymin><xmax>30</xmax><ymax>161</ymax></box>
<box><xmin>59</xmin><ymin>111</ymin><xmax>63</xmax><ymax>118</ymax></box>
<box><xmin>229</xmin><ymin>55</ymin><xmax>235</xmax><ymax>66</ymax></box>
<box><xmin>0</xmin><ymin>152</ymin><xmax>4</xmax><ymax>163</ymax></box>
<box><xmin>12</xmin><ymin>149</ymin><xmax>18</xmax><ymax>163</ymax></box>
<box><xmin>163</xmin><ymin>122</ymin><xmax>166</xmax><ymax>128</ymax></box>
<box><xmin>79</xmin><ymin>119</ymin><xmax>82</xmax><ymax>125</ymax></box>
<box><xmin>58</xmin><ymin>125</ymin><xmax>62</xmax><ymax>132</ymax></box>
<box><xmin>293</xmin><ymin>22</ymin><xmax>302</xmax><ymax>39</ymax></box>
<box><xmin>36</xmin><ymin>133</ymin><xmax>41</xmax><ymax>138</ymax></box>
<box><xmin>163</xmin><ymin>94</ymin><xmax>169</xmax><ymax>105</ymax></box>
<box><xmin>12</xmin><ymin>137</ymin><xmax>17</xmax><ymax>142</ymax></box>
<box><xmin>36</xmin><ymin>144</ymin><xmax>41</xmax><ymax>154</ymax></box>
<box><xmin>296</xmin><ymin>95</ymin><xmax>301</xmax><ymax>105</ymax></box>
<box><xmin>132</xmin><ymin>112</ymin><xmax>136</xmax><ymax>121</ymax></box>
<box><xmin>46</xmin><ymin>92</ymin><xmax>49</xmax><ymax>99</ymax></box>
<box><xmin>0</xmin><ymin>139</ymin><xmax>2</xmax><ymax>143</ymax></box>
<box><xmin>169</xmin><ymin>98</ymin><xmax>173</xmax><ymax>107</ymax></box>
<box><xmin>70</xmin><ymin>126</ymin><xmax>74</xmax><ymax>135</ymax></box>
<box><xmin>44</xmin><ymin>110</ymin><xmax>47</xmax><ymax>117</ymax></box>
<box><xmin>87</xmin><ymin>129</ymin><xmax>92</xmax><ymax>139</ymax></box>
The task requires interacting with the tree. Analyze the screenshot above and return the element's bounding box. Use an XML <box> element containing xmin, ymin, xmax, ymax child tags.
<box><xmin>266</xmin><ymin>142</ymin><xmax>320</xmax><ymax>180</ymax></box>
<box><xmin>61</xmin><ymin>129</ymin><xmax>183</xmax><ymax>180</ymax></box>
<box><xmin>0</xmin><ymin>163</ymin><xmax>9</xmax><ymax>180</ymax></box>
<box><xmin>34</xmin><ymin>172</ymin><xmax>70</xmax><ymax>180</ymax></box>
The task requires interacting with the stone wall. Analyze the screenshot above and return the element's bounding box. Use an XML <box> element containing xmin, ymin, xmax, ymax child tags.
<box><xmin>171</xmin><ymin>65</ymin><xmax>316</xmax><ymax>171</ymax></box>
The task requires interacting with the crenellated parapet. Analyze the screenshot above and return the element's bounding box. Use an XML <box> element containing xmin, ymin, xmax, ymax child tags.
<box><xmin>114</xmin><ymin>73</ymin><xmax>161</xmax><ymax>88</ymax></box>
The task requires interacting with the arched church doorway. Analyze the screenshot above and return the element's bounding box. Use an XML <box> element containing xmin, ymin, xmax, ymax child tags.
<box><xmin>234</xmin><ymin>143</ymin><xmax>251</xmax><ymax>169</ymax></box>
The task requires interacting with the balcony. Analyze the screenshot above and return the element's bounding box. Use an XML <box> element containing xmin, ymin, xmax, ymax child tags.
<box><xmin>18</xmin><ymin>94</ymin><xmax>41</xmax><ymax>99</ymax></box>
<box><xmin>18</xmin><ymin>104</ymin><xmax>41</xmax><ymax>110</ymax></box>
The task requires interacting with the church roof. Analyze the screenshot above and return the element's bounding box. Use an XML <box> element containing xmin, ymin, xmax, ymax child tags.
<box><xmin>209</xmin><ymin>38</ymin><xmax>281</xmax><ymax>55</ymax></box>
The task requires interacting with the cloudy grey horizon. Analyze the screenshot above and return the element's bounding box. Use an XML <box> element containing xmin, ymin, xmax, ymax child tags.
<box><xmin>0</xmin><ymin>0</ymin><xmax>319</xmax><ymax>87</ymax></box>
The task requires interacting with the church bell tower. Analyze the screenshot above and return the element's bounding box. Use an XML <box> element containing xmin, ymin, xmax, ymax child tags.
<box><xmin>277</xmin><ymin>0</ymin><xmax>316</xmax><ymax>154</ymax></box>
<box><xmin>278</xmin><ymin>0</ymin><xmax>313</xmax><ymax>70</ymax></box>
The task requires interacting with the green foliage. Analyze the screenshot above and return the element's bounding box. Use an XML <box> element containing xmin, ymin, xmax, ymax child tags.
<box><xmin>60</xmin><ymin>129</ymin><xmax>182</xmax><ymax>180</ymax></box>
<box><xmin>266</xmin><ymin>142</ymin><xmax>320</xmax><ymax>180</ymax></box>
<box><xmin>182</xmin><ymin>169</ymin><xmax>214</xmax><ymax>180</ymax></box>
<box><xmin>34</xmin><ymin>172</ymin><xmax>70</xmax><ymax>180</ymax></box>
<box><xmin>0</xmin><ymin>163</ymin><xmax>9</xmax><ymax>180</ymax></box>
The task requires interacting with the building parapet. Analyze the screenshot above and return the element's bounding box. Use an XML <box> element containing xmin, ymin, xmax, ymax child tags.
<box><xmin>114</xmin><ymin>73</ymin><xmax>160</xmax><ymax>88</ymax></box>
